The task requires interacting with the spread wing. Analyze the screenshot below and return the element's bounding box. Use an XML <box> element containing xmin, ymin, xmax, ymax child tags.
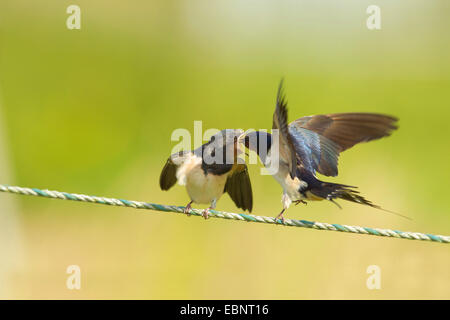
<box><xmin>289</xmin><ymin>113</ymin><xmax>398</xmax><ymax>176</ymax></box>
<box><xmin>272</xmin><ymin>81</ymin><xmax>297</xmax><ymax>179</ymax></box>
<box><xmin>288</xmin><ymin>125</ymin><xmax>341</xmax><ymax>177</ymax></box>
<box><xmin>159</xmin><ymin>151</ymin><xmax>191</xmax><ymax>190</ymax></box>
<box><xmin>272</xmin><ymin>81</ymin><xmax>339</xmax><ymax>177</ymax></box>
<box><xmin>224</xmin><ymin>164</ymin><xmax>253</xmax><ymax>212</ymax></box>
<box><xmin>291</xmin><ymin>113</ymin><xmax>398</xmax><ymax>152</ymax></box>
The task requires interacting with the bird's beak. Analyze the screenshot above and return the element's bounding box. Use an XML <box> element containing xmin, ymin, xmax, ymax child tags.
<box><xmin>237</xmin><ymin>130</ymin><xmax>252</xmax><ymax>157</ymax></box>
<box><xmin>238</xmin><ymin>129</ymin><xmax>252</xmax><ymax>144</ymax></box>
<box><xmin>237</xmin><ymin>131</ymin><xmax>246</xmax><ymax>144</ymax></box>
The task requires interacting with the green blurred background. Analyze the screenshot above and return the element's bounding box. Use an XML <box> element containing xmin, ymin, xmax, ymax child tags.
<box><xmin>0</xmin><ymin>0</ymin><xmax>449</xmax><ymax>299</ymax></box>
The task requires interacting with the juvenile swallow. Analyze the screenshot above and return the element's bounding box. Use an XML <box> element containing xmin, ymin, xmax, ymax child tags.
<box><xmin>244</xmin><ymin>81</ymin><xmax>402</xmax><ymax>222</ymax></box>
<box><xmin>160</xmin><ymin>129</ymin><xmax>253</xmax><ymax>219</ymax></box>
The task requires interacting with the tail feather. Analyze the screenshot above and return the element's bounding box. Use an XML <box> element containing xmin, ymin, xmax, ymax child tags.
<box><xmin>310</xmin><ymin>182</ymin><xmax>410</xmax><ymax>220</ymax></box>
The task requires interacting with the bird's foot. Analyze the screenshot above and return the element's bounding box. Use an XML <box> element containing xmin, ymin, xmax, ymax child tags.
<box><xmin>294</xmin><ymin>200</ymin><xmax>307</xmax><ymax>206</ymax></box>
<box><xmin>202</xmin><ymin>208</ymin><xmax>211</xmax><ymax>220</ymax></box>
<box><xmin>184</xmin><ymin>201</ymin><xmax>193</xmax><ymax>216</ymax></box>
<box><xmin>275</xmin><ymin>209</ymin><xmax>286</xmax><ymax>224</ymax></box>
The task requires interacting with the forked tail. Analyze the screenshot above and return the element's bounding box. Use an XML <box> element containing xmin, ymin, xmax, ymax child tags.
<box><xmin>309</xmin><ymin>181</ymin><xmax>410</xmax><ymax>220</ymax></box>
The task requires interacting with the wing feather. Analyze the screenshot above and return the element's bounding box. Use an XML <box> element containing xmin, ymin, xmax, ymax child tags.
<box><xmin>288</xmin><ymin>113</ymin><xmax>398</xmax><ymax>176</ymax></box>
<box><xmin>159</xmin><ymin>151</ymin><xmax>191</xmax><ymax>190</ymax></box>
<box><xmin>159</xmin><ymin>158</ymin><xmax>178</xmax><ymax>190</ymax></box>
<box><xmin>224</xmin><ymin>164</ymin><xmax>253</xmax><ymax>212</ymax></box>
<box><xmin>291</xmin><ymin>113</ymin><xmax>398</xmax><ymax>152</ymax></box>
<box><xmin>272</xmin><ymin>80</ymin><xmax>298</xmax><ymax>179</ymax></box>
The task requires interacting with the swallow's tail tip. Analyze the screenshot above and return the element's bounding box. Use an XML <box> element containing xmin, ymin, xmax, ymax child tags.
<box><xmin>378</xmin><ymin>207</ymin><xmax>412</xmax><ymax>220</ymax></box>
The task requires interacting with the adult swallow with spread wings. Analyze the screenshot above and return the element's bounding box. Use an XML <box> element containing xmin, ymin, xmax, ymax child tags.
<box><xmin>244</xmin><ymin>81</ymin><xmax>401</xmax><ymax>222</ymax></box>
<box><xmin>160</xmin><ymin>129</ymin><xmax>253</xmax><ymax>219</ymax></box>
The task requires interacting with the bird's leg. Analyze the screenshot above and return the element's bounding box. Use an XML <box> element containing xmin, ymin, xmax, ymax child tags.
<box><xmin>275</xmin><ymin>209</ymin><xmax>286</xmax><ymax>223</ymax></box>
<box><xmin>202</xmin><ymin>199</ymin><xmax>217</xmax><ymax>220</ymax></box>
<box><xmin>294</xmin><ymin>200</ymin><xmax>307</xmax><ymax>206</ymax></box>
<box><xmin>184</xmin><ymin>200</ymin><xmax>193</xmax><ymax>216</ymax></box>
<box><xmin>276</xmin><ymin>193</ymin><xmax>292</xmax><ymax>223</ymax></box>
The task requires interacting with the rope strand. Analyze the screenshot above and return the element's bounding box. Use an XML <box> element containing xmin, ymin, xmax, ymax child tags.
<box><xmin>1</xmin><ymin>184</ymin><xmax>448</xmax><ymax>244</ymax></box>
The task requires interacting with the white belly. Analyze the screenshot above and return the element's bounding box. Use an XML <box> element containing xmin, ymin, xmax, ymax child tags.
<box><xmin>274</xmin><ymin>171</ymin><xmax>307</xmax><ymax>201</ymax></box>
<box><xmin>265</xmin><ymin>152</ymin><xmax>307</xmax><ymax>201</ymax></box>
<box><xmin>185</xmin><ymin>166</ymin><xmax>228</xmax><ymax>204</ymax></box>
<box><xmin>174</xmin><ymin>153</ymin><xmax>228</xmax><ymax>205</ymax></box>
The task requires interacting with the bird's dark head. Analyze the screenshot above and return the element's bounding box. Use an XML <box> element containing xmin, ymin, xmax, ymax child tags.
<box><xmin>209</xmin><ymin>129</ymin><xmax>244</xmax><ymax>155</ymax></box>
<box><xmin>201</xmin><ymin>129</ymin><xmax>244</xmax><ymax>171</ymax></box>
<box><xmin>243</xmin><ymin>131</ymin><xmax>272</xmax><ymax>160</ymax></box>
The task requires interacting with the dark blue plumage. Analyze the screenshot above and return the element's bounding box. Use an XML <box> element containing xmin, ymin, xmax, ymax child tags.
<box><xmin>243</xmin><ymin>81</ymin><xmax>401</xmax><ymax>221</ymax></box>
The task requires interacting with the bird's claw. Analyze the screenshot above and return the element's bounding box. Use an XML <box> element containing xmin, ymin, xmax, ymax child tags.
<box><xmin>294</xmin><ymin>200</ymin><xmax>307</xmax><ymax>206</ymax></box>
<box><xmin>202</xmin><ymin>208</ymin><xmax>211</xmax><ymax>220</ymax></box>
<box><xmin>184</xmin><ymin>202</ymin><xmax>193</xmax><ymax>216</ymax></box>
<box><xmin>277</xmin><ymin>216</ymin><xmax>285</xmax><ymax>224</ymax></box>
<box><xmin>275</xmin><ymin>212</ymin><xmax>286</xmax><ymax>224</ymax></box>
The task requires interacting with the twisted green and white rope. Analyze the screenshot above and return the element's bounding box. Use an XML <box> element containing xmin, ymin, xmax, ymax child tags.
<box><xmin>1</xmin><ymin>184</ymin><xmax>449</xmax><ymax>244</ymax></box>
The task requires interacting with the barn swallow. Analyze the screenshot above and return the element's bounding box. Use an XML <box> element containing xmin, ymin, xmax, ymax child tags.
<box><xmin>244</xmin><ymin>81</ymin><xmax>403</xmax><ymax>222</ymax></box>
<box><xmin>160</xmin><ymin>129</ymin><xmax>253</xmax><ymax>219</ymax></box>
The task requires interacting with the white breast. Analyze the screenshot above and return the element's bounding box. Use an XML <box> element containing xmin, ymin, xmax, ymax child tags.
<box><xmin>265</xmin><ymin>149</ymin><xmax>307</xmax><ymax>201</ymax></box>
<box><xmin>176</xmin><ymin>154</ymin><xmax>228</xmax><ymax>205</ymax></box>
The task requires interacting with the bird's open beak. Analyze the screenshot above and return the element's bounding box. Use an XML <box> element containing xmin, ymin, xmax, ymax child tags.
<box><xmin>237</xmin><ymin>129</ymin><xmax>253</xmax><ymax>157</ymax></box>
<box><xmin>237</xmin><ymin>131</ymin><xmax>246</xmax><ymax>145</ymax></box>
<box><xmin>238</xmin><ymin>129</ymin><xmax>253</xmax><ymax>144</ymax></box>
